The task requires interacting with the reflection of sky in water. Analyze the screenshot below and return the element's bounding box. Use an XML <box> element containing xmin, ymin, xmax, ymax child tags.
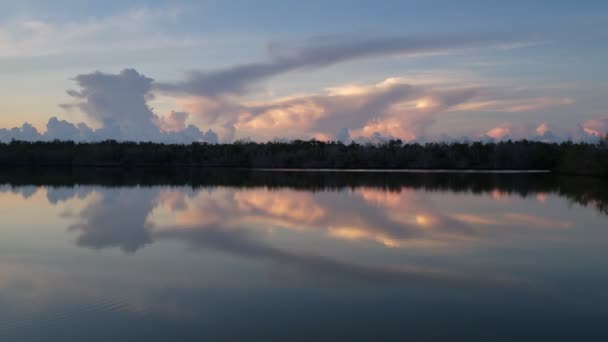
<box><xmin>1</xmin><ymin>179</ymin><xmax>608</xmax><ymax>341</ymax></box>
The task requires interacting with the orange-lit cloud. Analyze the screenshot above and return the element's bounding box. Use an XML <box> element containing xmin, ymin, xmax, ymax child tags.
<box><xmin>581</xmin><ymin>117</ymin><xmax>608</xmax><ymax>137</ymax></box>
<box><xmin>235</xmin><ymin>100</ymin><xmax>326</xmax><ymax>135</ymax></box>
<box><xmin>450</xmin><ymin>97</ymin><xmax>574</xmax><ymax>113</ymax></box>
<box><xmin>484</xmin><ymin>122</ymin><xmax>557</xmax><ymax>141</ymax></box>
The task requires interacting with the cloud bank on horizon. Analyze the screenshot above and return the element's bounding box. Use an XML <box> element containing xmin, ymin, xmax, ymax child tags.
<box><xmin>1</xmin><ymin>2</ymin><xmax>607</xmax><ymax>144</ymax></box>
<box><xmin>1</xmin><ymin>63</ymin><xmax>603</xmax><ymax>144</ymax></box>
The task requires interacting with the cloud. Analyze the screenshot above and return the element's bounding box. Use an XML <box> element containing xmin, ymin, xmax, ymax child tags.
<box><xmin>65</xmin><ymin>68</ymin><xmax>162</xmax><ymax>141</ymax></box>
<box><xmin>171</xmin><ymin>74</ymin><xmax>595</xmax><ymax>143</ymax></box>
<box><xmin>449</xmin><ymin>96</ymin><xmax>575</xmax><ymax>113</ymax></box>
<box><xmin>0</xmin><ymin>69</ymin><xmax>218</xmax><ymax>143</ymax></box>
<box><xmin>481</xmin><ymin>120</ymin><xmax>606</xmax><ymax>142</ymax></box>
<box><xmin>484</xmin><ymin>123</ymin><xmax>537</xmax><ymax>141</ymax></box>
<box><xmin>0</xmin><ymin>123</ymin><xmax>42</xmax><ymax>142</ymax></box>
<box><xmin>154</xmin><ymin>36</ymin><xmax>578</xmax><ymax>143</ymax></box>
<box><xmin>581</xmin><ymin>117</ymin><xmax>608</xmax><ymax>138</ymax></box>
<box><xmin>192</xmin><ymin>78</ymin><xmax>484</xmax><ymax>141</ymax></box>
<box><xmin>0</xmin><ymin>68</ymin><xmax>599</xmax><ymax>143</ymax></box>
<box><xmin>155</xmin><ymin>33</ymin><xmax>525</xmax><ymax>97</ymax></box>
<box><xmin>157</xmin><ymin>111</ymin><xmax>189</xmax><ymax>132</ymax></box>
<box><xmin>45</xmin><ymin>117</ymin><xmax>95</xmax><ymax>141</ymax></box>
<box><xmin>0</xmin><ymin>26</ymin><xmax>585</xmax><ymax>143</ymax></box>
<box><xmin>0</xmin><ymin>7</ymin><xmax>189</xmax><ymax>59</ymax></box>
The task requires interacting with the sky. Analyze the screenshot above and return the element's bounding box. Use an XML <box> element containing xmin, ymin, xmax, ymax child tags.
<box><xmin>1</xmin><ymin>0</ymin><xmax>607</xmax><ymax>143</ymax></box>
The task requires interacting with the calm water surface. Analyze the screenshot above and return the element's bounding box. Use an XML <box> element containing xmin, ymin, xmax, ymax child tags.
<box><xmin>0</xmin><ymin>170</ymin><xmax>607</xmax><ymax>341</ymax></box>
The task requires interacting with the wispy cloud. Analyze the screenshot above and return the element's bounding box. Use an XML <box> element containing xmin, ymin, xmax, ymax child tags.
<box><xmin>0</xmin><ymin>7</ymin><xmax>194</xmax><ymax>58</ymax></box>
<box><xmin>449</xmin><ymin>97</ymin><xmax>575</xmax><ymax>113</ymax></box>
<box><xmin>156</xmin><ymin>33</ymin><xmax>529</xmax><ymax>98</ymax></box>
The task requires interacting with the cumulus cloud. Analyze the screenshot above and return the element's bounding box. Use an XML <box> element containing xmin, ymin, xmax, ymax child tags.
<box><xmin>581</xmin><ymin>118</ymin><xmax>608</xmax><ymax>138</ymax></box>
<box><xmin>65</xmin><ymin>68</ymin><xmax>165</xmax><ymax>141</ymax></box>
<box><xmin>0</xmin><ymin>69</ymin><xmax>218</xmax><ymax>143</ymax></box>
<box><xmin>175</xmin><ymin>77</ymin><xmax>483</xmax><ymax>142</ymax></box>
<box><xmin>184</xmin><ymin>74</ymin><xmax>581</xmax><ymax>143</ymax></box>
<box><xmin>0</xmin><ymin>123</ymin><xmax>42</xmax><ymax>142</ymax></box>
<box><xmin>170</xmin><ymin>73</ymin><xmax>601</xmax><ymax>143</ymax></box>
<box><xmin>157</xmin><ymin>111</ymin><xmax>189</xmax><ymax>132</ymax></box>
<box><xmin>484</xmin><ymin>123</ymin><xmax>539</xmax><ymax>141</ymax></box>
<box><xmin>156</xmin><ymin>33</ymin><xmax>525</xmax><ymax>97</ymax></box>
<box><xmin>481</xmin><ymin>120</ymin><xmax>607</xmax><ymax>142</ymax></box>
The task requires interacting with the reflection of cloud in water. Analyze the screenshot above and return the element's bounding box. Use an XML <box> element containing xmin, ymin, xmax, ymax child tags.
<box><xmin>536</xmin><ymin>193</ymin><xmax>548</xmax><ymax>203</ymax></box>
<box><xmin>235</xmin><ymin>191</ymin><xmax>325</xmax><ymax>223</ymax></box>
<box><xmin>153</xmin><ymin>224</ymin><xmax>475</xmax><ymax>287</ymax></box>
<box><xmin>453</xmin><ymin>214</ymin><xmax>499</xmax><ymax>226</ymax></box>
<box><xmin>358</xmin><ymin>188</ymin><xmax>402</xmax><ymax>208</ymax></box>
<box><xmin>68</xmin><ymin>188</ymin><xmax>159</xmax><ymax>253</ymax></box>
<box><xmin>490</xmin><ymin>188</ymin><xmax>512</xmax><ymax>202</ymax></box>
<box><xmin>503</xmin><ymin>213</ymin><xmax>572</xmax><ymax>229</ymax></box>
<box><xmin>63</xmin><ymin>186</ymin><xmax>486</xmax><ymax>254</ymax></box>
<box><xmin>0</xmin><ymin>185</ymin><xmax>40</xmax><ymax>199</ymax></box>
<box><xmin>58</xmin><ymin>186</ymin><xmax>488</xmax><ymax>285</ymax></box>
<box><xmin>55</xmin><ymin>184</ymin><xmax>577</xmax><ymax>259</ymax></box>
<box><xmin>46</xmin><ymin>186</ymin><xmax>95</xmax><ymax>205</ymax></box>
<box><xmin>453</xmin><ymin>212</ymin><xmax>572</xmax><ymax>230</ymax></box>
<box><xmin>2</xmin><ymin>176</ymin><xmax>608</xmax><ymax>333</ymax></box>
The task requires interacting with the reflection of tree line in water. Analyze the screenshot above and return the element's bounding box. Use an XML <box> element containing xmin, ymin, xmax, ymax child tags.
<box><xmin>1</xmin><ymin>140</ymin><xmax>607</xmax><ymax>175</ymax></box>
<box><xmin>1</xmin><ymin>167</ymin><xmax>607</xmax><ymax>215</ymax></box>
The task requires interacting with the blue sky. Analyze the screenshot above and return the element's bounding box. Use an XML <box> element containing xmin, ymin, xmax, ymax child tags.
<box><xmin>1</xmin><ymin>0</ymin><xmax>607</xmax><ymax>142</ymax></box>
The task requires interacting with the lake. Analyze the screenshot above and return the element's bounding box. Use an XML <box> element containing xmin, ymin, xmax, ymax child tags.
<box><xmin>0</xmin><ymin>169</ymin><xmax>607</xmax><ymax>341</ymax></box>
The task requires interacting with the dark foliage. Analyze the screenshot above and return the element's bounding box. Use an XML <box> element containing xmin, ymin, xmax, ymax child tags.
<box><xmin>0</xmin><ymin>167</ymin><xmax>607</xmax><ymax>215</ymax></box>
<box><xmin>0</xmin><ymin>139</ymin><xmax>607</xmax><ymax>176</ymax></box>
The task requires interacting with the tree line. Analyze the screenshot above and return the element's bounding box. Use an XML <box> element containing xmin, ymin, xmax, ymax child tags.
<box><xmin>0</xmin><ymin>138</ymin><xmax>606</xmax><ymax>176</ymax></box>
<box><xmin>0</xmin><ymin>167</ymin><xmax>606</xmax><ymax>215</ymax></box>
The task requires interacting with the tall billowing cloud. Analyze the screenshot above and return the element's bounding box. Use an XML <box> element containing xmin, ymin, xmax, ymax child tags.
<box><xmin>0</xmin><ymin>69</ymin><xmax>218</xmax><ymax>143</ymax></box>
<box><xmin>65</xmin><ymin>69</ymin><xmax>162</xmax><ymax>141</ymax></box>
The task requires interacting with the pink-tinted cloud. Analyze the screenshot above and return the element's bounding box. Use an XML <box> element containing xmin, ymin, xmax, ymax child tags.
<box><xmin>484</xmin><ymin>122</ymin><xmax>560</xmax><ymax>141</ymax></box>
<box><xmin>581</xmin><ymin>117</ymin><xmax>608</xmax><ymax>137</ymax></box>
<box><xmin>450</xmin><ymin>97</ymin><xmax>575</xmax><ymax>113</ymax></box>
